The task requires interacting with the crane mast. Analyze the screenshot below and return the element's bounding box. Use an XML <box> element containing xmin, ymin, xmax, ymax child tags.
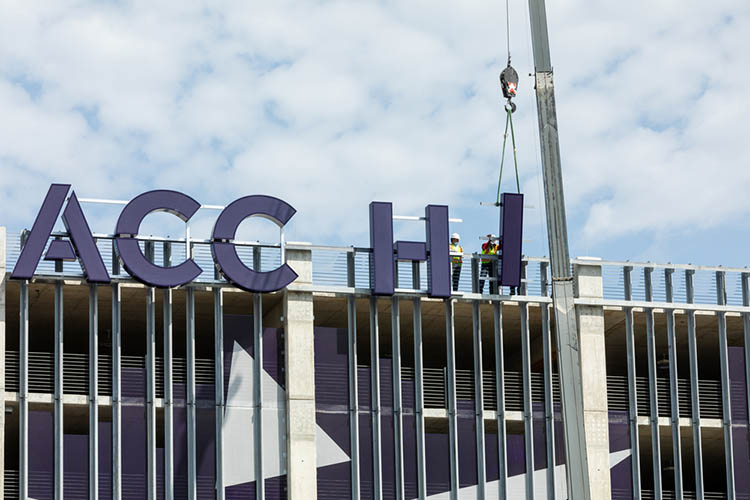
<box><xmin>527</xmin><ymin>0</ymin><xmax>592</xmax><ymax>497</ymax></box>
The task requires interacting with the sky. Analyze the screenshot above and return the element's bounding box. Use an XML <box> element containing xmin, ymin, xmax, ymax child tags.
<box><xmin>0</xmin><ymin>0</ymin><xmax>748</xmax><ymax>267</ymax></box>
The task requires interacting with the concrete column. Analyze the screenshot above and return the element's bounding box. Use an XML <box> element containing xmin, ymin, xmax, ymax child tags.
<box><xmin>0</xmin><ymin>227</ymin><xmax>5</xmax><ymax>500</ymax></box>
<box><xmin>284</xmin><ymin>246</ymin><xmax>316</xmax><ymax>499</ymax></box>
<box><xmin>573</xmin><ymin>257</ymin><xmax>611</xmax><ymax>498</ymax></box>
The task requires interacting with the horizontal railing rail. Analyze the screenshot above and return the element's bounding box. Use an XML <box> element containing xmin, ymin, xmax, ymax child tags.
<box><xmin>5</xmin><ymin>227</ymin><xmax>750</xmax><ymax>305</ymax></box>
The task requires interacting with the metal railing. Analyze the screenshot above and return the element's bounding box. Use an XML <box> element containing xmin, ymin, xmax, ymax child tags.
<box><xmin>5</xmin><ymin>227</ymin><xmax>750</xmax><ymax>306</ymax></box>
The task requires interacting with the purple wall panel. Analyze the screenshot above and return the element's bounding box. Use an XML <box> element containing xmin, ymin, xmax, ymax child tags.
<box><xmin>99</xmin><ymin>420</ymin><xmax>113</xmax><ymax>500</ymax></box>
<box><xmin>609</xmin><ymin>410</ymin><xmax>633</xmax><ymax>499</ymax></box>
<box><xmin>532</xmin><ymin>405</ymin><xmax>548</xmax><ymax>471</ymax></box>
<box><xmin>156</xmin><ymin>447</ymin><xmax>165</xmax><ymax>500</ymax></box>
<box><xmin>456</xmin><ymin>400</ymin><xmax>478</xmax><ymax>488</ymax></box>
<box><xmin>173</xmin><ymin>382</ymin><xmax>187</xmax><ymax>402</ymax></box>
<box><xmin>358</xmin><ymin>413</ymin><xmax>374</xmax><ymax>499</ymax></box>
<box><xmin>29</xmin><ymin>410</ymin><xmax>53</xmax><ymax>500</ymax></box>
<box><xmin>122</xmin><ymin>406</ymin><xmax>147</xmax><ymax>499</ymax></box>
<box><xmin>317</xmin><ymin>463</ymin><xmax>351</xmax><ymax>500</ymax></box>
<box><xmin>64</xmin><ymin>433</ymin><xmax>88</xmax><ymax>499</ymax></box>
<box><xmin>223</xmin><ymin>314</ymin><xmax>286</xmax><ymax>392</ymax></box>
<box><xmin>122</xmin><ymin>366</ymin><xmax>146</xmax><ymax>399</ymax></box>
<box><xmin>506</xmin><ymin>432</ymin><xmax>526</xmax><ymax>477</ymax></box>
<box><xmin>402</xmin><ymin>414</ymin><xmax>418</xmax><ymax>498</ymax></box>
<box><xmin>425</xmin><ymin>432</ymin><xmax>451</xmax><ymax>496</ymax></box>
<box><xmin>226</xmin><ymin>482</ymin><xmax>255</xmax><ymax>499</ymax></box>
<box><xmin>484</xmin><ymin>430</ymin><xmax>499</xmax><ymax>482</ymax></box>
<box><xmin>196</xmin><ymin>408</ymin><xmax>216</xmax><ymax>499</ymax></box>
<box><xmin>173</xmin><ymin>406</ymin><xmax>188</xmax><ymax>498</ymax></box>
<box><xmin>730</xmin><ymin>346</ymin><xmax>749</xmax><ymax>423</ymax></box>
<box><xmin>380</xmin><ymin>412</ymin><xmax>395</xmax><ymax>498</ymax></box>
<box><xmin>729</xmin><ymin>346</ymin><xmax>750</xmax><ymax>494</ymax></box>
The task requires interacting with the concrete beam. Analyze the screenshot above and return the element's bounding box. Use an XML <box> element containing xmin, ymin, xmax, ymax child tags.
<box><xmin>574</xmin><ymin>257</ymin><xmax>611</xmax><ymax>499</ymax></box>
<box><xmin>284</xmin><ymin>246</ymin><xmax>317</xmax><ymax>499</ymax></box>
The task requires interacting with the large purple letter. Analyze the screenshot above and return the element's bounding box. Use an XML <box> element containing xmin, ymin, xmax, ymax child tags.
<box><xmin>499</xmin><ymin>192</ymin><xmax>523</xmax><ymax>287</ymax></box>
<box><xmin>211</xmin><ymin>195</ymin><xmax>298</xmax><ymax>292</ymax></box>
<box><xmin>11</xmin><ymin>184</ymin><xmax>110</xmax><ymax>282</ymax></box>
<box><xmin>369</xmin><ymin>202</ymin><xmax>451</xmax><ymax>298</ymax></box>
<box><xmin>115</xmin><ymin>190</ymin><xmax>202</xmax><ymax>288</ymax></box>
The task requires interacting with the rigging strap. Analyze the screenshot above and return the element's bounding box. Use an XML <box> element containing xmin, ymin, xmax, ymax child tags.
<box><xmin>496</xmin><ymin>105</ymin><xmax>521</xmax><ymax>203</ymax></box>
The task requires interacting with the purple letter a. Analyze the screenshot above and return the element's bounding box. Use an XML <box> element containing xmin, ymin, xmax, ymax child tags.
<box><xmin>11</xmin><ymin>184</ymin><xmax>110</xmax><ymax>282</ymax></box>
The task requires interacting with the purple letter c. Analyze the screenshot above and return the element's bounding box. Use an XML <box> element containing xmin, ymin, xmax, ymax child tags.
<box><xmin>115</xmin><ymin>190</ymin><xmax>203</xmax><ymax>288</ymax></box>
<box><xmin>211</xmin><ymin>195</ymin><xmax>298</xmax><ymax>292</ymax></box>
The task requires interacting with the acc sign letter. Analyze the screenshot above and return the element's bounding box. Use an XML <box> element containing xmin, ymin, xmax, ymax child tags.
<box><xmin>211</xmin><ymin>195</ymin><xmax>298</xmax><ymax>293</ymax></box>
<box><xmin>11</xmin><ymin>184</ymin><xmax>110</xmax><ymax>282</ymax></box>
<box><xmin>114</xmin><ymin>190</ymin><xmax>203</xmax><ymax>288</ymax></box>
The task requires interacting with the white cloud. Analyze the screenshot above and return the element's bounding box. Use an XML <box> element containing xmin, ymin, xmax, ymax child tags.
<box><xmin>0</xmin><ymin>0</ymin><xmax>747</xmax><ymax>255</ymax></box>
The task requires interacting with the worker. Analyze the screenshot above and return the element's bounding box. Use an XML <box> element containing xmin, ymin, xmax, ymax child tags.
<box><xmin>479</xmin><ymin>234</ymin><xmax>500</xmax><ymax>294</ymax></box>
<box><xmin>450</xmin><ymin>233</ymin><xmax>463</xmax><ymax>291</ymax></box>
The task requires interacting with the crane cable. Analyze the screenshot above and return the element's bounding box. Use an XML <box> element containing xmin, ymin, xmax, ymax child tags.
<box><xmin>496</xmin><ymin>0</ymin><xmax>521</xmax><ymax>203</ymax></box>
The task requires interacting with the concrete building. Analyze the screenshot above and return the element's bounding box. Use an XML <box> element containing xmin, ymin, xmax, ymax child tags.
<box><xmin>1</xmin><ymin>218</ymin><xmax>749</xmax><ymax>500</ymax></box>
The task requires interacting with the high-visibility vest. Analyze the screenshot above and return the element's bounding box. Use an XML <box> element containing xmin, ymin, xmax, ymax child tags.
<box><xmin>481</xmin><ymin>242</ymin><xmax>498</xmax><ymax>263</ymax></box>
<box><xmin>450</xmin><ymin>243</ymin><xmax>463</xmax><ymax>264</ymax></box>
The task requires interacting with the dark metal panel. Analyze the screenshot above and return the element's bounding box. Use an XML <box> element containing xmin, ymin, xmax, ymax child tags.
<box><xmin>369</xmin><ymin>297</ymin><xmax>383</xmax><ymax>499</ymax></box>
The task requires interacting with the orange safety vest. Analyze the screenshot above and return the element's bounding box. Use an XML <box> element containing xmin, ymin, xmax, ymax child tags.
<box><xmin>450</xmin><ymin>243</ymin><xmax>463</xmax><ymax>264</ymax></box>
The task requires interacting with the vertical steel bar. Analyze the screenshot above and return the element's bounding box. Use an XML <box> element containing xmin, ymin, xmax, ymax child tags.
<box><xmin>112</xmin><ymin>239</ymin><xmax>120</xmax><ymax>276</ymax></box>
<box><xmin>112</xmin><ymin>283</ymin><xmax>122</xmax><ymax>500</ymax></box>
<box><xmin>186</xmin><ymin>287</ymin><xmax>197</xmax><ymax>500</ymax></box>
<box><xmin>472</xmin><ymin>301</ymin><xmax>487</xmax><ymax>498</ymax></box>
<box><xmin>664</xmin><ymin>269</ymin><xmax>683</xmax><ymax>498</ymax></box>
<box><xmin>493</xmin><ymin>301</ymin><xmax>508</xmax><ymax>499</ymax></box>
<box><xmin>146</xmin><ymin>288</ymin><xmax>157</xmax><ymax>500</ymax></box>
<box><xmin>253</xmin><ymin>293</ymin><xmax>265</xmax><ymax>499</ymax></box>
<box><xmin>347</xmin><ymin>252</ymin><xmax>360</xmax><ymax>499</ymax></box>
<box><xmin>520</xmin><ymin>300</ymin><xmax>535</xmax><ymax>500</ymax></box>
<box><xmin>716</xmin><ymin>271</ymin><xmax>736</xmax><ymax>500</ymax></box>
<box><xmin>89</xmin><ymin>284</ymin><xmax>99</xmax><ymax>500</ymax></box>
<box><xmin>392</xmin><ymin>296</ymin><xmax>405</xmax><ymax>499</ymax></box>
<box><xmin>685</xmin><ymin>270</ymin><xmax>704</xmax><ymax>499</ymax></box>
<box><xmin>163</xmin><ymin>287</ymin><xmax>174</xmax><ymax>500</ymax></box>
<box><xmin>643</xmin><ymin>267</ymin><xmax>661</xmax><ymax>499</ymax></box>
<box><xmin>623</xmin><ymin>267</ymin><xmax>642</xmax><ymax>499</ymax></box>
<box><xmin>19</xmin><ymin>281</ymin><xmax>28</xmax><ymax>500</ymax></box>
<box><xmin>540</xmin><ymin>262</ymin><xmax>555</xmax><ymax>500</ymax></box>
<box><xmin>54</xmin><ymin>282</ymin><xmax>64</xmax><ymax>500</ymax></box>
<box><xmin>214</xmin><ymin>288</ymin><xmax>225</xmax><ymax>500</ymax></box>
<box><xmin>163</xmin><ymin>238</ymin><xmax>173</xmax><ymax>500</ymax></box>
<box><xmin>413</xmin><ymin>297</ymin><xmax>426</xmax><ymax>499</ymax></box>
<box><xmin>369</xmin><ymin>296</ymin><xmax>383</xmax><ymax>500</ymax></box>
<box><xmin>445</xmin><ymin>299</ymin><xmax>459</xmax><ymax>500</ymax></box>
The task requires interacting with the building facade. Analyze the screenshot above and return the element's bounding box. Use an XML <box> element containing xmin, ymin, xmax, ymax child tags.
<box><xmin>1</xmin><ymin>219</ymin><xmax>750</xmax><ymax>500</ymax></box>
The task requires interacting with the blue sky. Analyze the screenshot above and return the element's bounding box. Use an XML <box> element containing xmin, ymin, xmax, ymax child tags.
<box><xmin>0</xmin><ymin>1</ymin><xmax>748</xmax><ymax>267</ymax></box>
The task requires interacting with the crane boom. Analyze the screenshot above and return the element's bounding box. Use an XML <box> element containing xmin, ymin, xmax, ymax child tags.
<box><xmin>527</xmin><ymin>0</ymin><xmax>592</xmax><ymax>498</ymax></box>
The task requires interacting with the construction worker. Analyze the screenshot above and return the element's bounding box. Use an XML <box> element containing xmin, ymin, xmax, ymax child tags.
<box><xmin>479</xmin><ymin>234</ymin><xmax>500</xmax><ymax>294</ymax></box>
<box><xmin>450</xmin><ymin>233</ymin><xmax>463</xmax><ymax>291</ymax></box>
